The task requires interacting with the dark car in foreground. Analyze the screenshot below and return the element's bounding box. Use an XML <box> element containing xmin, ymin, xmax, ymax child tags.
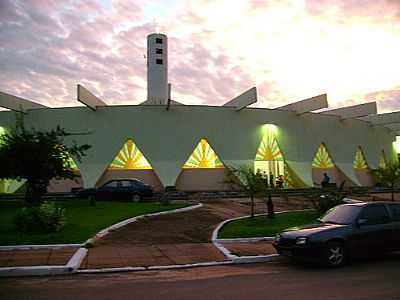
<box><xmin>273</xmin><ymin>201</ymin><xmax>400</xmax><ymax>266</ymax></box>
<box><xmin>77</xmin><ymin>179</ymin><xmax>153</xmax><ymax>202</ymax></box>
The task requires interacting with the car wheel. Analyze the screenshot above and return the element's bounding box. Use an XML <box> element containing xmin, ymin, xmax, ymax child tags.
<box><xmin>131</xmin><ymin>194</ymin><xmax>141</xmax><ymax>203</ymax></box>
<box><xmin>325</xmin><ymin>241</ymin><xmax>346</xmax><ymax>267</ymax></box>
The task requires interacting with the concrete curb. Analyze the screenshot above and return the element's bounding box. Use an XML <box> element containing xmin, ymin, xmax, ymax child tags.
<box><xmin>66</xmin><ymin>248</ymin><xmax>88</xmax><ymax>271</ymax></box>
<box><xmin>0</xmin><ymin>244</ymin><xmax>82</xmax><ymax>251</ymax></box>
<box><xmin>78</xmin><ymin>260</ymin><xmax>234</xmax><ymax>274</ymax></box>
<box><xmin>215</xmin><ymin>237</ymin><xmax>274</xmax><ymax>243</ymax></box>
<box><xmin>0</xmin><ymin>248</ymin><xmax>88</xmax><ymax>277</ymax></box>
<box><xmin>211</xmin><ymin>209</ymin><xmax>312</xmax><ymax>260</ymax></box>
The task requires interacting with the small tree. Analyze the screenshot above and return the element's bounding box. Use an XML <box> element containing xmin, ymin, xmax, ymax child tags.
<box><xmin>0</xmin><ymin>121</ymin><xmax>90</xmax><ymax>205</ymax></box>
<box><xmin>225</xmin><ymin>165</ymin><xmax>274</xmax><ymax>218</ymax></box>
<box><xmin>371</xmin><ymin>162</ymin><xmax>400</xmax><ymax>201</ymax></box>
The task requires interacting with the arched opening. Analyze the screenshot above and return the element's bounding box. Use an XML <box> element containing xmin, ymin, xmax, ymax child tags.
<box><xmin>353</xmin><ymin>146</ymin><xmax>374</xmax><ymax>187</ymax></box>
<box><xmin>175</xmin><ymin>138</ymin><xmax>228</xmax><ymax>191</ymax></box>
<box><xmin>96</xmin><ymin>139</ymin><xmax>163</xmax><ymax>191</ymax></box>
<box><xmin>312</xmin><ymin>143</ymin><xmax>349</xmax><ymax>187</ymax></box>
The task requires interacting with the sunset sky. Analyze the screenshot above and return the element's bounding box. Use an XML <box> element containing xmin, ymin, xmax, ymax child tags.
<box><xmin>0</xmin><ymin>0</ymin><xmax>400</xmax><ymax>112</ymax></box>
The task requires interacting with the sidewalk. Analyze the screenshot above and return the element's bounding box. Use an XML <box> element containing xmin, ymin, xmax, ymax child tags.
<box><xmin>0</xmin><ymin>247</ymin><xmax>78</xmax><ymax>267</ymax></box>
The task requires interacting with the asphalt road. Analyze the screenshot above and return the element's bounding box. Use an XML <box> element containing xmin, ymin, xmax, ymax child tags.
<box><xmin>1</xmin><ymin>255</ymin><xmax>400</xmax><ymax>300</ymax></box>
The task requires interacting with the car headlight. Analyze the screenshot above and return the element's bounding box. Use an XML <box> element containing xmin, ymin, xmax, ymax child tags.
<box><xmin>296</xmin><ymin>237</ymin><xmax>308</xmax><ymax>245</ymax></box>
<box><xmin>274</xmin><ymin>234</ymin><xmax>281</xmax><ymax>243</ymax></box>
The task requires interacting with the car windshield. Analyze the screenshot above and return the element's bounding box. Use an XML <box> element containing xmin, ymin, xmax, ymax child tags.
<box><xmin>320</xmin><ymin>205</ymin><xmax>362</xmax><ymax>225</ymax></box>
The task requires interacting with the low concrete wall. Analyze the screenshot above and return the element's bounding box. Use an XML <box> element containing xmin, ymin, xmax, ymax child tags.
<box><xmin>47</xmin><ymin>177</ymin><xmax>83</xmax><ymax>193</ymax></box>
<box><xmin>312</xmin><ymin>168</ymin><xmax>354</xmax><ymax>187</ymax></box>
<box><xmin>175</xmin><ymin>169</ymin><xmax>230</xmax><ymax>191</ymax></box>
<box><xmin>355</xmin><ymin>169</ymin><xmax>375</xmax><ymax>187</ymax></box>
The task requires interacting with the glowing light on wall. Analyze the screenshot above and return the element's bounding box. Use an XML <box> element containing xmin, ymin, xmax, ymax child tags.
<box><xmin>353</xmin><ymin>147</ymin><xmax>368</xmax><ymax>170</ymax></box>
<box><xmin>312</xmin><ymin>143</ymin><xmax>335</xmax><ymax>168</ymax></box>
<box><xmin>183</xmin><ymin>139</ymin><xmax>224</xmax><ymax>168</ymax></box>
<box><xmin>393</xmin><ymin>136</ymin><xmax>400</xmax><ymax>154</ymax></box>
<box><xmin>109</xmin><ymin>139</ymin><xmax>152</xmax><ymax>170</ymax></box>
<box><xmin>261</xmin><ymin>124</ymin><xmax>278</xmax><ymax>136</ymax></box>
<box><xmin>0</xmin><ymin>127</ymin><xmax>6</xmax><ymax>136</ymax></box>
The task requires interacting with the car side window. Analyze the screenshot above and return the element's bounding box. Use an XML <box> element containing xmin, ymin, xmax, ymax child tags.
<box><xmin>103</xmin><ymin>181</ymin><xmax>118</xmax><ymax>188</ymax></box>
<box><xmin>359</xmin><ymin>205</ymin><xmax>390</xmax><ymax>225</ymax></box>
<box><xmin>389</xmin><ymin>204</ymin><xmax>400</xmax><ymax>222</ymax></box>
<box><xmin>121</xmin><ymin>180</ymin><xmax>132</xmax><ymax>187</ymax></box>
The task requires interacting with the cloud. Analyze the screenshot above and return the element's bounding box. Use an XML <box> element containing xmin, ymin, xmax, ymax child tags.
<box><xmin>0</xmin><ymin>0</ymin><xmax>399</xmax><ymax>113</ymax></box>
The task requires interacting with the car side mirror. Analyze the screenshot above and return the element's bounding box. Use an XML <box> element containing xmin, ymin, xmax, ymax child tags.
<box><xmin>357</xmin><ymin>218</ymin><xmax>368</xmax><ymax>227</ymax></box>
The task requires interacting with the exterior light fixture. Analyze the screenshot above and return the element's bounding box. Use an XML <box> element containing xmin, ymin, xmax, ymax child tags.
<box><xmin>261</xmin><ymin>124</ymin><xmax>279</xmax><ymax>136</ymax></box>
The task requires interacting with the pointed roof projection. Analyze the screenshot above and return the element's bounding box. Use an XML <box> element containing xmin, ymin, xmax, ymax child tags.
<box><xmin>109</xmin><ymin>139</ymin><xmax>152</xmax><ymax>170</ymax></box>
<box><xmin>379</xmin><ymin>150</ymin><xmax>387</xmax><ymax>168</ymax></box>
<box><xmin>312</xmin><ymin>143</ymin><xmax>335</xmax><ymax>168</ymax></box>
<box><xmin>322</xmin><ymin>102</ymin><xmax>377</xmax><ymax>119</ymax></box>
<box><xmin>255</xmin><ymin>134</ymin><xmax>284</xmax><ymax>161</ymax></box>
<box><xmin>77</xmin><ymin>84</ymin><xmax>107</xmax><ymax>111</ymax></box>
<box><xmin>183</xmin><ymin>138</ymin><xmax>224</xmax><ymax>168</ymax></box>
<box><xmin>353</xmin><ymin>147</ymin><xmax>369</xmax><ymax>170</ymax></box>
<box><xmin>222</xmin><ymin>87</ymin><xmax>257</xmax><ymax>111</ymax></box>
<box><xmin>0</xmin><ymin>91</ymin><xmax>48</xmax><ymax>112</ymax></box>
<box><xmin>277</xmin><ymin>94</ymin><xmax>328</xmax><ymax>114</ymax></box>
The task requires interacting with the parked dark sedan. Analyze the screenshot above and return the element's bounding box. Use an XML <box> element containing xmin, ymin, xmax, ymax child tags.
<box><xmin>273</xmin><ymin>201</ymin><xmax>400</xmax><ymax>266</ymax></box>
<box><xmin>77</xmin><ymin>179</ymin><xmax>153</xmax><ymax>202</ymax></box>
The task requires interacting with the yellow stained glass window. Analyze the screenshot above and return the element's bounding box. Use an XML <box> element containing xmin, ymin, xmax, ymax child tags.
<box><xmin>66</xmin><ymin>156</ymin><xmax>79</xmax><ymax>171</ymax></box>
<box><xmin>109</xmin><ymin>139</ymin><xmax>152</xmax><ymax>170</ymax></box>
<box><xmin>183</xmin><ymin>139</ymin><xmax>223</xmax><ymax>168</ymax></box>
<box><xmin>255</xmin><ymin>134</ymin><xmax>283</xmax><ymax>161</ymax></box>
<box><xmin>353</xmin><ymin>147</ymin><xmax>368</xmax><ymax>170</ymax></box>
<box><xmin>379</xmin><ymin>150</ymin><xmax>387</xmax><ymax>168</ymax></box>
<box><xmin>312</xmin><ymin>143</ymin><xmax>335</xmax><ymax>168</ymax></box>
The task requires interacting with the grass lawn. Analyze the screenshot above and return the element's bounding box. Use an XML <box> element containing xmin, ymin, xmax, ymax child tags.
<box><xmin>0</xmin><ymin>200</ymin><xmax>189</xmax><ymax>245</ymax></box>
<box><xmin>218</xmin><ymin>210</ymin><xmax>320</xmax><ymax>239</ymax></box>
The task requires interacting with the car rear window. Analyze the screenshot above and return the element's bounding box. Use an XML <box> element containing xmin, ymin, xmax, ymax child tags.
<box><xmin>320</xmin><ymin>205</ymin><xmax>362</xmax><ymax>225</ymax></box>
<box><xmin>389</xmin><ymin>204</ymin><xmax>400</xmax><ymax>221</ymax></box>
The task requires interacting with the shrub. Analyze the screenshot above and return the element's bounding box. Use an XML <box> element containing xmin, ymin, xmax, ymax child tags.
<box><xmin>313</xmin><ymin>192</ymin><xmax>345</xmax><ymax>214</ymax></box>
<box><xmin>14</xmin><ymin>201</ymin><xmax>66</xmax><ymax>233</ymax></box>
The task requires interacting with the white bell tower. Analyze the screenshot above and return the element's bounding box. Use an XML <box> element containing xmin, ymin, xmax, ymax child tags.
<box><xmin>147</xmin><ymin>33</ymin><xmax>168</xmax><ymax>105</ymax></box>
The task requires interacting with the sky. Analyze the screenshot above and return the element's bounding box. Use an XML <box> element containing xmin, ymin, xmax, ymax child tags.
<box><xmin>0</xmin><ymin>0</ymin><xmax>400</xmax><ymax>112</ymax></box>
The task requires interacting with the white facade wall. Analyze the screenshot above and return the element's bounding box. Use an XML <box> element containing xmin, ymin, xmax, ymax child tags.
<box><xmin>0</xmin><ymin>105</ymin><xmax>395</xmax><ymax>190</ymax></box>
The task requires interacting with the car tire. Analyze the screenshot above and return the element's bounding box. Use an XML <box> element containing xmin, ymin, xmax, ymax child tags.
<box><xmin>325</xmin><ymin>241</ymin><xmax>346</xmax><ymax>267</ymax></box>
<box><xmin>131</xmin><ymin>194</ymin><xmax>141</xmax><ymax>203</ymax></box>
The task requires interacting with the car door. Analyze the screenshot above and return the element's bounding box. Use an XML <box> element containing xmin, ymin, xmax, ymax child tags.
<box><xmin>97</xmin><ymin>180</ymin><xmax>119</xmax><ymax>200</ymax></box>
<box><xmin>351</xmin><ymin>204</ymin><xmax>392</xmax><ymax>256</ymax></box>
<box><xmin>120</xmin><ymin>180</ymin><xmax>134</xmax><ymax>199</ymax></box>
<box><xmin>388</xmin><ymin>204</ymin><xmax>400</xmax><ymax>250</ymax></box>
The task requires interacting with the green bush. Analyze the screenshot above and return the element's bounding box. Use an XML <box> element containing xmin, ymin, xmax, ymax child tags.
<box><xmin>313</xmin><ymin>192</ymin><xmax>345</xmax><ymax>214</ymax></box>
<box><xmin>14</xmin><ymin>201</ymin><xmax>66</xmax><ymax>233</ymax></box>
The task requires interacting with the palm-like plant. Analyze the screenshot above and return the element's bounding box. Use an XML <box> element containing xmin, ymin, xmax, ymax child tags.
<box><xmin>371</xmin><ymin>162</ymin><xmax>400</xmax><ymax>201</ymax></box>
<box><xmin>225</xmin><ymin>165</ymin><xmax>273</xmax><ymax>218</ymax></box>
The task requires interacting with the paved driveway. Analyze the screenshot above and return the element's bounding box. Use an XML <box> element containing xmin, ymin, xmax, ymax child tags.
<box><xmin>2</xmin><ymin>254</ymin><xmax>400</xmax><ymax>300</ymax></box>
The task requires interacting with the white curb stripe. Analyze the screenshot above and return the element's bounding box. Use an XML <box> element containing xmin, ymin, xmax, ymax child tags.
<box><xmin>78</xmin><ymin>260</ymin><xmax>234</xmax><ymax>274</ymax></box>
<box><xmin>66</xmin><ymin>248</ymin><xmax>88</xmax><ymax>271</ymax></box>
<box><xmin>0</xmin><ymin>244</ymin><xmax>82</xmax><ymax>251</ymax></box>
<box><xmin>211</xmin><ymin>209</ymin><xmax>312</xmax><ymax>259</ymax></box>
